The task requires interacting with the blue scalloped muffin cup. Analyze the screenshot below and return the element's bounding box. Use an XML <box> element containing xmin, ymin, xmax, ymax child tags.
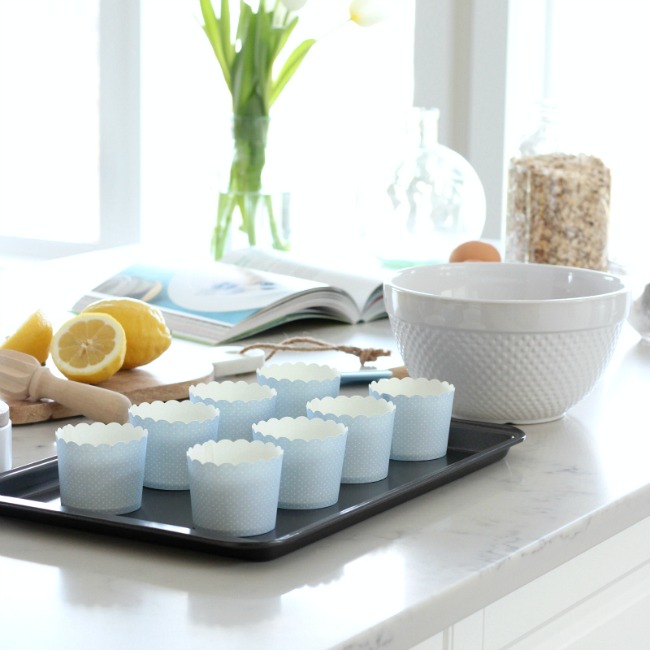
<box><xmin>186</xmin><ymin>439</ymin><xmax>283</xmax><ymax>536</ymax></box>
<box><xmin>256</xmin><ymin>362</ymin><xmax>340</xmax><ymax>418</ymax></box>
<box><xmin>189</xmin><ymin>380</ymin><xmax>277</xmax><ymax>441</ymax></box>
<box><xmin>369</xmin><ymin>377</ymin><xmax>455</xmax><ymax>461</ymax></box>
<box><xmin>252</xmin><ymin>416</ymin><xmax>348</xmax><ymax>509</ymax></box>
<box><xmin>55</xmin><ymin>422</ymin><xmax>148</xmax><ymax>515</ymax></box>
<box><xmin>307</xmin><ymin>395</ymin><xmax>395</xmax><ymax>484</ymax></box>
<box><xmin>128</xmin><ymin>400</ymin><xmax>220</xmax><ymax>490</ymax></box>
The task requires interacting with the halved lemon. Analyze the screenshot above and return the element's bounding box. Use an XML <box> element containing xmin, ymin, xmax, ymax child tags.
<box><xmin>0</xmin><ymin>309</ymin><xmax>53</xmax><ymax>365</ymax></box>
<box><xmin>51</xmin><ymin>313</ymin><xmax>127</xmax><ymax>384</ymax></box>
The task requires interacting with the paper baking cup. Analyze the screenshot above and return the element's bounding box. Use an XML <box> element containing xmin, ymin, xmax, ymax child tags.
<box><xmin>189</xmin><ymin>380</ymin><xmax>277</xmax><ymax>441</ymax></box>
<box><xmin>307</xmin><ymin>395</ymin><xmax>395</xmax><ymax>484</ymax></box>
<box><xmin>256</xmin><ymin>362</ymin><xmax>341</xmax><ymax>418</ymax></box>
<box><xmin>187</xmin><ymin>439</ymin><xmax>283</xmax><ymax>536</ymax></box>
<box><xmin>128</xmin><ymin>400</ymin><xmax>220</xmax><ymax>490</ymax></box>
<box><xmin>369</xmin><ymin>377</ymin><xmax>455</xmax><ymax>461</ymax></box>
<box><xmin>252</xmin><ymin>416</ymin><xmax>348</xmax><ymax>509</ymax></box>
<box><xmin>55</xmin><ymin>422</ymin><xmax>148</xmax><ymax>515</ymax></box>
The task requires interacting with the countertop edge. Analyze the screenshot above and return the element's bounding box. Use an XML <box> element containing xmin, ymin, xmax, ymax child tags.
<box><xmin>342</xmin><ymin>483</ymin><xmax>650</xmax><ymax>649</ymax></box>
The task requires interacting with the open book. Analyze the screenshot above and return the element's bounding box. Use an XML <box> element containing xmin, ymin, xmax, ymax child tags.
<box><xmin>72</xmin><ymin>248</ymin><xmax>388</xmax><ymax>345</ymax></box>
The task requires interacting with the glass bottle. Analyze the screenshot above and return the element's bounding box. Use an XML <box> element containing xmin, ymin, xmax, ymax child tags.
<box><xmin>370</xmin><ymin>107</ymin><xmax>486</xmax><ymax>268</ymax></box>
<box><xmin>505</xmin><ymin>101</ymin><xmax>611</xmax><ymax>271</ymax></box>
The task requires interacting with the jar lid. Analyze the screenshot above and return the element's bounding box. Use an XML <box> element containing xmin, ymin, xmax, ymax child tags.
<box><xmin>0</xmin><ymin>400</ymin><xmax>9</xmax><ymax>427</ymax></box>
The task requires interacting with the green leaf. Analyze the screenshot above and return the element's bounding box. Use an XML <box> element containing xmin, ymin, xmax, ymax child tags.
<box><xmin>232</xmin><ymin>4</ymin><xmax>267</xmax><ymax>116</ymax></box>
<box><xmin>270</xmin><ymin>15</ymin><xmax>298</xmax><ymax>62</ymax></box>
<box><xmin>205</xmin><ymin>0</ymin><xmax>316</xmax><ymax>115</ymax></box>
<box><xmin>219</xmin><ymin>0</ymin><xmax>234</xmax><ymax>64</ymax></box>
<box><xmin>270</xmin><ymin>38</ymin><xmax>316</xmax><ymax>106</ymax></box>
<box><xmin>200</xmin><ymin>0</ymin><xmax>232</xmax><ymax>91</ymax></box>
<box><xmin>254</xmin><ymin>5</ymin><xmax>274</xmax><ymax>112</ymax></box>
<box><xmin>231</xmin><ymin>2</ymin><xmax>251</xmax><ymax>111</ymax></box>
<box><xmin>230</xmin><ymin>49</ymin><xmax>247</xmax><ymax>113</ymax></box>
<box><xmin>235</xmin><ymin>0</ymin><xmax>252</xmax><ymax>43</ymax></box>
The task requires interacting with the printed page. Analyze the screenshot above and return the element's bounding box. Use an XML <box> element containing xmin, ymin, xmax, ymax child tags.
<box><xmin>72</xmin><ymin>260</ymin><xmax>338</xmax><ymax>344</ymax></box>
<box><xmin>222</xmin><ymin>248</ymin><xmax>388</xmax><ymax>316</ymax></box>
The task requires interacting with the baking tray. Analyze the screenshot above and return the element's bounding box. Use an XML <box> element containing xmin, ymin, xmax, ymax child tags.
<box><xmin>0</xmin><ymin>419</ymin><xmax>524</xmax><ymax>561</ymax></box>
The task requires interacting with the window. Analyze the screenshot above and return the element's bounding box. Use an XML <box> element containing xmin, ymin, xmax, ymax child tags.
<box><xmin>539</xmin><ymin>0</ymin><xmax>650</xmax><ymax>272</ymax></box>
<box><xmin>139</xmin><ymin>0</ymin><xmax>416</xmax><ymax>254</ymax></box>
<box><xmin>0</xmin><ymin>0</ymin><xmax>100</xmax><ymax>257</ymax></box>
<box><xmin>0</xmin><ymin>0</ymin><xmax>139</xmax><ymax>261</ymax></box>
<box><xmin>415</xmin><ymin>0</ymin><xmax>649</xmax><ymax>275</ymax></box>
<box><xmin>2</xmin><ymin>0</ymin><xmax>646</xmax><ymax>274</ymax></box>
<box><xmin>0</xmin><ymin>0</ymin><xmax>415</xmax><ymax>260</ymax></box>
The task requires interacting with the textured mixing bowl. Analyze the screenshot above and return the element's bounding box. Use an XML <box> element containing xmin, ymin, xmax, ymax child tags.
<box><xmin>384</xmin><ymin>262</ymin><xmax>630</xmax><ymax>424</ymax></box>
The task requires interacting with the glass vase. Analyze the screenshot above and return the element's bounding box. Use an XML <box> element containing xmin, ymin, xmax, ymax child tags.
<box><xmin>366</xmin><ymin>107</ymin><xmax>486</xmax><ymax>268</ymax></box>
<box><xmin>212</xmin><ymin>116</ymin><xmax>290</xmax><ymax>260</ymax></box>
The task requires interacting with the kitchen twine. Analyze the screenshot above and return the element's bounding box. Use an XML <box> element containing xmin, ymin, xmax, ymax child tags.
<box><xmin>239</xmin><ymin>337</ymin><xmax>392</xmax><ymax>366</ymax></box>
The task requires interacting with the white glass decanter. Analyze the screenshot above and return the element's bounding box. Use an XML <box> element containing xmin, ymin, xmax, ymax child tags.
<box><xmin>370</xmin><ymin>107</ymin><xmax>486</xmax><ymax>268</ymax></box>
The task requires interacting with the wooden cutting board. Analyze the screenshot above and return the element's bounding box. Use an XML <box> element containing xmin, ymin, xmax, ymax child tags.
<box><xmin>5</xmin><ymin>342</ymin><xmax>215</xmax><ymax>425</ymax></box>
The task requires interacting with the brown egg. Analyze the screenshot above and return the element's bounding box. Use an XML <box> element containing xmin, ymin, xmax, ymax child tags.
<box><xmin>449</xmin><ymin>241</ymin><xmax>502</xmax><ymax>263</ymax></box>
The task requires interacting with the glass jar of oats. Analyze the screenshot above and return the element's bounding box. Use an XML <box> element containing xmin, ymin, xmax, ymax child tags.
<box><xmin>505</xmin><ymin>101</ymin><xmax>611</xmax><ymax>271</ymax></box>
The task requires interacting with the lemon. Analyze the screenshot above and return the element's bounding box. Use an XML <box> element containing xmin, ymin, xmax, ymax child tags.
<box><xmin>81</xmin><ymin>297</ymin><xmax>172</xmax><ymax>369</ymax></box>
<box><xmin>51</xmin><ymin>313</ymin><xmax>127</xmax><ymax>384</ymax></box>
<box><xmin>0</xmin><ymin>309</ymin><xmax>53</xmax><ymax>364</ymax></box>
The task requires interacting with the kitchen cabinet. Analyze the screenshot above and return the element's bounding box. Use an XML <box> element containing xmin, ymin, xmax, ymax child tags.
<box><xmin>416</xmin><ymin>516</ymin><xmax>650</xmax><ymax>649</ymax></box>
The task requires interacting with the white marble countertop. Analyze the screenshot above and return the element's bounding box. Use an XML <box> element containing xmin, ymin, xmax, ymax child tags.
<box><xmin>1</xmin><ymin>251</ymin><xmax>650</xmax><ymax>649</ymax></box>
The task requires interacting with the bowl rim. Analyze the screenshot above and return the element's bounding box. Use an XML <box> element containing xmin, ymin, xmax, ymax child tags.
<box><xmin>384</xmin><ymin>262</ymin><xmax>630</xmax><ymax>305</ymax></box>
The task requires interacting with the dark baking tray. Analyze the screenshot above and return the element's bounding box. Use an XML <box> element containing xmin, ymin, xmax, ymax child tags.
<box><xmin>0</xmin><ymin>419</ymin><xmax>524</xmax><ymax>561</ymax></box>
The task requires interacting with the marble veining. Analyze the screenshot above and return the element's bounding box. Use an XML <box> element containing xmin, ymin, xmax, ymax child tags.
<box><xmin>2</xmin><ymin>320</ymin><xmax>650</xmax><ymax>649</ymax></box>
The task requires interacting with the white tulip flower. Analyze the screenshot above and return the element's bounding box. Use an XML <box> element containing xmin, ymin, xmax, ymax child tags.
<box><xmin>279</xmin><ymin>0</ymin><xmax>309</xmax><ymax>11</ymax></box>
<box><xmin>349</xmin><ymin>0</ymin><xmax>392</xmax><ymax>27</ymax></box>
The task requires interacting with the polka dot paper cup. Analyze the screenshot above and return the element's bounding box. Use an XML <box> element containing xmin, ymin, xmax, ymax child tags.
<box><xmin>252</xmin><ymin>416</ymin><xmax>348</xmax><ymax>509</ymax></box>
<box><xmin>128</xmin><ymin>400</ymin><xmax>220</xmax><ymax>490</ymax></box>
<box><xmin>256</xmin><ymin>362</ymin><xmax>341</xmax><ymax>418</ymax></box>
<box><xmin>369</xmin><ymin>377</ymin><xmax>455</xmax><ymax>461</ymax></box>
<box><xmin>189</xmin><ymin>380</ymin><xmax>277</xmax><ymax>441</ymax></box>
<box><xmin>55</xmin><ymin>422</ymin><xmax>148</xmax><ymax>515</ymax></box>
<box><xmin>187</xmin><ymin>439</ymin><xmax>283</xmax><ymax>537</ymax></box>
<box><xmin>307</xmin><ymin>395</ymin><xmax>395</xmax><ymax>484</ymax></box>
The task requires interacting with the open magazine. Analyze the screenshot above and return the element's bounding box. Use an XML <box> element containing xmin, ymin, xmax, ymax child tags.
<box><xmin>71</xmin><ymin>248</ymin><xmax>389</xmax><ymax>345</ymax></box>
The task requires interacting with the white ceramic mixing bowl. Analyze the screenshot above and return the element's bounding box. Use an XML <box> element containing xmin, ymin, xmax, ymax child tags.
<box><xmin>384</xmin><ymin>262</ymin><xmax>630</xmax><ymax>424</ymax></box>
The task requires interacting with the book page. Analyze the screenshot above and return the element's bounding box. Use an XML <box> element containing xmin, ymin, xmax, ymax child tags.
<box><xmin>85</xmin><ymin>261</ymin><xmax>328</xmax><ymax>322</ymax></box>
<box><xmin>71</xmin><ymin>258</ymin><xmax>363</xmax><ymax>345</ymax></box>
<box><xmin>222</xmin><ymin>248</ymin><xmax>388</xmax><ymax>316</ymax></box>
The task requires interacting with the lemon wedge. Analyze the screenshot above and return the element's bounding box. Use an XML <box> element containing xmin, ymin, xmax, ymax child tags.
<box><xmin>51</xmin><ymin>313</ymin><xmax>127</xmax><ymax>384</ymax></box>
<box><xmin>0</xmin><ymin>309</ymin><xmax>53</xmax><ymax>365</ymax></box>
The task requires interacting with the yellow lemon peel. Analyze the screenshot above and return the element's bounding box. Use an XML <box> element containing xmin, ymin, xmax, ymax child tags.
<box><xmin>82</xmin><ymin>297</ymin><xmax>172</xmax><ymax>369</ymax></box>
<box><xmin>0</xmin><ymin>309</ymin><xmax>53</xmax><ymax>365</ymax></box>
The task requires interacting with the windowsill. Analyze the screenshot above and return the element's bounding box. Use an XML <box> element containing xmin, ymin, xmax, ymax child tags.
<box><xmin>0</xmin><ymin>254</ymin><xmax>42</xmax><ymax>270</ymax></box>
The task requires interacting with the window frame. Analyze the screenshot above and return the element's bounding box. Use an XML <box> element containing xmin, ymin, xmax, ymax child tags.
<box><xmin>0</xmin><ymin>0</ymin><xmax>141</xmax><ymax>261</ymax></box>
<box><xmin>413</xmin><ymin>0</ymin><xmax>547</xmax><ymax>242</ymax></box>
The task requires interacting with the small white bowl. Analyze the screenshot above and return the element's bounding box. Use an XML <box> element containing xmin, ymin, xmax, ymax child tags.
<box><xmin>384</xmin><ymin>262</ymin><xmax>630</xmax><ymax>423</ymax></box>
